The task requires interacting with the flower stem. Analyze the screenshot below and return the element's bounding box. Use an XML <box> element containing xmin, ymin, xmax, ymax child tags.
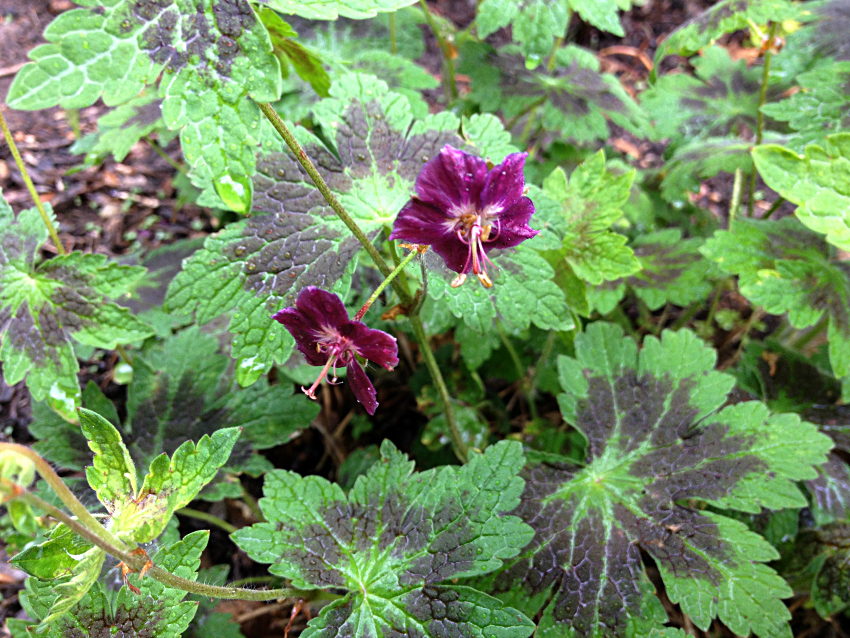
<box><xmin>255</xmin><ymin>103</ymin><xmax>401</xmax><ymax>292</ymax></box>
<box><xmin>0</xmin><ymin>108</ymin><xmax>66</xmax><ymax>255</ymax></box>
<box><xmin>9</xmin><ymin>487</ymin><xmax>297</xmax><ymax>601</ymax></box>
<box><xmin>408</xmin><ymin>314</ymin><xmax>468</xmax><ymax>463</ymax></box>
<box><xmin>0</xmin><ymin>442</ymin><xmax>125</xmax><ymax>551</ymax></box>
<box><xmin>730</xmin><ymin>167</ymin><xmax>744</xmax><ymax>226</ymax></box>
<box><xmin>495</xmin><ymin>319</ymin><xmax>537</xmax><ymax>421</ymax></box>
<box><xmin>759</xmin><ymin>196</ymin><xmax>785</xmax><ymax>220</ymax></box>
<box><xmin>418</xmin><ymin>0</ymin><xmax>457</xmax><ymax>103</ymax></box>
<box><xmin>748</xmin><ymin>22</ymin><xmax>778</xmax><ymax>217</ymax></box>
<box><xmin>145</xmin><ymin>135</ymin><xmax>188</xmax><ymax>176</ymax></box>
<box><xmin>354</xmin><ymin>245</ymin><xmax>421</xmax><ymax>321</ymax></box>
<box><xmin>177</xmin><ymin>507</ymin><xmax>238</xmax><ymax>534</ymax></box>
<box><xmin>241</xmin><ymin>483</ymin><xmax>266</xmax><ymax>523</ymax></box>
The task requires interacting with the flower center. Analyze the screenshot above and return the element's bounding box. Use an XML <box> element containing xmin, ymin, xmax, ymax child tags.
<box><xmin>302</xmin><ymin>331</ymin><xmax>357</xmax><ymax>399</ymax></box>
<box><xmin>453</xmin><ymin>210</ymin><xmax>501</xmax><ymax>288</ymax></box>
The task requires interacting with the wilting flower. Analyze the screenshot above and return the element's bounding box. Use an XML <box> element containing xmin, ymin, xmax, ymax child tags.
<box><xmin>390</xmin><ymin>145</ymin><xmax>538</xmax><ymax>288</ymax></box>
<box><xmin>272</xmin><ymin>287</ymin><xmax>399</xmax><ymax>415</ymax></box>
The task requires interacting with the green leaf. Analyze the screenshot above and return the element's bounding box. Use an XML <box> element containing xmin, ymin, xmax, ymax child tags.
<box><xmin>37</xmin><ymin>546</ymin><xmax>106</xmax><ymax>630</ymax></box>
<box><xmin>798</xmin><ymin>405</ymin><xmax>850</xmax><ymax>525</ymax></box>
<box><xmin>476</xmin><ymin>0</ymin><xmax>626</xmax><ymax>62</ymax></box>
<box><xmin>752</xmin><ymin>133</ymin><xmax>850</xmax><ymax>251</ymax></box>
<box><xmin>11</xmin><ymin>524</ymin><xmax>93</xmax><ymax>580</ymax></box>
<box><xmin>702</xmin><ymin>217</ymin><xmax>850</xmax><ymax>385</ymax></box>
<box><xmin>78</xmin><ymin>408</ymin><xmax>138</xmax><ymax>515</ymax></box>
<box><xmin>427</xmin><ymin>237</ymin><xmax>575</xmax><ymax>335</ymax></box>
<box><xmin>0</xmin><ymin>193</ymin><xmax>154</xmax><ymax>413</ymax></box>
<box><xmin>233</xmin><ymin>440</ymin><xmax>536</xmax><ymax>638</ymax></box>
<box><xmin>485</xmin><ymin>323</ymin><xmax>833</xmax><ymax>638</ymax></box>
<box><xmin>532</xmin><ymin>152</ymin><xmax>640</xmax><ymax>285</ymax></box>
<box><xmin>28</xmin><ymin>328</ymin><xmax>317</xmax><ymax>516</ymax></box>
<box><xmin>761</xmin><ymin>63</ymin><xmax>850</xmax><ymax>151</ymax></box>
<box><xmin>166</xmin><ymin>74</ymin><xmax>510</xmax><ymax>376</ymax></box>
<box><xmin>811</xmin><ymin>523</ymin><xmax>850</xmax><ymax>618</ymax></box>
<box><xmin>8</xmin><ymin>0</ymin><xmax>282</xmax><ymax>212</ymax></box>
<box><xmin>659</xmin><ymin>136</ymin><xmax>756</xmax><ymax>203</ymax></box>
<box><xmin>257</xmin><ymin>0</ymin><xmax>418</xmax><ymax>19</ymax></box>
<box><xmin>587</xmin><ymin>228</ymin><xmax>713</xmax><ymax>314</ymax></box>
<box><xmin>461</xmin><ymin>43</ymin><xmax>646</xmax><ymax>142</ymax></box>
<box><xmin>652</xmin><ymin>0</ymin><xmax>799</xmax><ymax>71</ymax></box>
<box><xmin>643</xmin><ymin>46</ymin><xmax>765</xmax><ymax>145</ymax></box>
<box><xmin>81</xmin><ymin>93</ymin><xmax>167</xmax><ymax>163</ymax></box>
<box><xmin>21</xmin><ymin>530</ymin><xmax>208</xmax><ymax>637</ymax></box>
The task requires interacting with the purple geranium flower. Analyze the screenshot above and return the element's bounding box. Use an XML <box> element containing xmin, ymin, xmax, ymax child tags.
<box><xmin>272</xmin><ymin>287</ymin><xmax>399</xmax><ymax>415</ymax></box>
<box><xmin>389</xmin><ymin>145</ymin><xmax>538</xmax><ymax>288</ymax></box>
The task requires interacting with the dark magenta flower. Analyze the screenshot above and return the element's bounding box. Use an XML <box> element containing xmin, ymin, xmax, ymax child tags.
<box><xmin>389</xmin><ymin>145</ymin><xmax>538</xmax><ymax>288</ymax></box>
<box><xmin>272</xmin><ymin>287</ymin><xmax>399</xmax><ymax>415</ymax></box>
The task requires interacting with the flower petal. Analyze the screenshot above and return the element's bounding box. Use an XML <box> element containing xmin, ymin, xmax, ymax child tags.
<box><xmin>344</xmin><ymin>323</ymin><xmax>399</xmax><ymax>370</ymax></box>
<box><xmin>430</xmin><ymin>235</ymin><xmax>472</xmax><ymax>273</ymax></box>
<box><xmin>294</xmin><ymin>286</ymin><xmax>349</xmax><ymax>330</ymax></box>
<box><xmin>389</xmin><ymin>199</ymin><xmax>456</xmax><ymax>246</ymax></box>
<box><xmin>347</xmin><ymin>359</ymin><xmax>378</xmax><ymax>415</ymax></box>
<box><xmin>481</xmin><ymin>152</ymin><xmax>528</xmax><ymax>211</ymax></box>
<box><xmin>490</xmin><ymin>197</ymin><xmax>539</xmax><ymax>250</ymax></box>
<box><xmin>271</xmin><ymin>307</ymin><xmax>327</xmax><ymax>366</ymax></box>
<box><xmin>415</xmin><ymin>145</ymin><xmax>489</xmax><ymax>213</ymax></box>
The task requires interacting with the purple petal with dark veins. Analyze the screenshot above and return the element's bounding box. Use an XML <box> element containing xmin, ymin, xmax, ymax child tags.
<box><xmin>430</xmin><ymin>235</ymin><xmax>473</xmax><ymax>274</ymax></box>
<box><xmin>347</xmin><ymin>359</ymin><xmax>378</xmax><ymax>415</ymax></box>
<box><xmin>271</xmin><ymin>307</ymin><xmax>327</xmax><ymax>366</ymax></box>
<box><xmin>481</xmin><ymin>153</ymin><xmax>528</xmax><ymax>212</ymax></box>
<box><xmin>415</xmin><ymin>145</ymin><xmax>489</xmax><ymax>212</ymax></box>
<box><xmin>490</xmin><ymin>198</ymin><xmax>539</xmax><ymax>250</ymax></box>
<box><xmin>293</xmin><ymin>286</ymin><xmax>349</xmax><ymax>331</ymax></box>
<box><xmin>344</xmin><ymin>323</ymin><xmax>399</xmax><ymax>370</ymax></box>
<box><xmin>389</xmin><ymin>199</ymin><xmax>456</xmax><ymax>246</ymax></box>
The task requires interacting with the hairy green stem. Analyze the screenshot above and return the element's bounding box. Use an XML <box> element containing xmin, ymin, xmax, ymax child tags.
<box><xmin>66</xmin><ymin>108</ymin><xmax>81</xmax><ymax>140</ymax></box>
<box><xmin>177</xmin><ymin>507</ymin><xmax>238</xmax><ymax>534</ymax></box>
<box><xmin>145</xmin><ymin>135</ymin><xmax>188</xmax><ymax>176</ymax></box>
<box><xmin>748</xmin><ymin>22</ymin><xmax>778</xmax><ymax>217</ymax></box>
<box><xmin>789</xmin><ymin>314</ymin><xmax>829</xmax><ymax>352</ymax></box>
<box><xmin>495</xmin><ymin>320</ymin><xmax>538</xmax><ymax>421</ymax></box>
<box><xmin>730</xmin><ymin>167</ymin><xmax>744</xmax><ymax>225</ymax></box>
<box><xmin>409</xmin><ymin>314</ymin><xmax>468</xmax><ymax>462</ymax></box>
<box><xmin>240</xmin><ymin>483</ymin><xmax>265</xmax><ymax>523</ymax></box>
<box><xmin>759</xmin><ymin>196</ymin><xmax>785</xmax><ymax>220</ymax></box>
<box><xmin>354</xmin><ymin>245</ymin><xmax>420</xmax><ymax>321</ymax></box>
<box><xmin>418</xmin><ymin>0</ymin><xmax>457</xmax><ymax>103</ymax></box>
<box><xmin>704</xmin><ymin>282</ymin><xmax>724</xmax><ymax>330</ymax></box>
<box><xmin>115</xmin><ymin>344</ymin><xmax>133</xmax><ymax>366</ymax></box>
<box><xmin>0</xmin><ymin>442</ymin><xmax>126</xmax><ymax>551</ymax></box>
<box><xmin>670</xmin><ymin>301</ymin><xmax>703</xmax><ymax>331</ymax></box>
<box><xmin>389</xmin><ymin>12</ymin><xmax>397</xmax><ymax>54</ymax></box>
<box><xmin>0</xmin><ymin>108</ymin><xmax>66</xmax><ymax>255</ymax></box>
<box><xmin>256</xmin><ymin>103</ymin><xmax>401</xmax><ymax>292</ymax></box>
<box><xmin>11</xmin><ymin>488</ymin><xmax>298</xmax><ymax>601</ymax></box>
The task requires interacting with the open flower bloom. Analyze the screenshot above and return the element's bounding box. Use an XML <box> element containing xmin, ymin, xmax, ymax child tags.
<box><xmin>389</xmin><ymin>145</ymin><xmax>538</xmax><ymax>288</ymax></box>
<box><xmin>272</xmin><ymin>287</ymin><xmax>399</xmax><ymax>415</ymax></box>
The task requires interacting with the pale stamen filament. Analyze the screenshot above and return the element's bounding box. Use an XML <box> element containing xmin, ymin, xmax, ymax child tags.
<box><xmin>302</xmin><ymin>357</ymin><xmax>335</xmax><ymax>400</ymax></box>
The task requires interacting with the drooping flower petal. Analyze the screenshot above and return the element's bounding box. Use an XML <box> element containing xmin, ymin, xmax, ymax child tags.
<box><xmin>415</xmin><ymin>145</ymin><xmax>489</xmax><ymax>212</ymax></box>
<box><xmin>491</xmin><ymin>199</ymin><xmax>538</xmax><ymax>250</ymax></box>
<box><xmin>290</xmin><ymin>286</ymin><xmax>349</xmax><ymax>331</ymax></box>
<box><xmin>345</xmin><ymin>323</ymin><xmax>399</xmax><ymax>370</ymax></box>
<box><xmin>389</xmin><ymin>199</ymin><xmax>456</xmax><ymax>246</ymax></box>
<box><xmin>481</xmin><ymin>153</ymin><xmax>528</xmax><ymax>211</ymax></box>
<box><xmin>347</xmin><ymin>359</ymin><xmax>378</xmax><ymax>415</ymax></box>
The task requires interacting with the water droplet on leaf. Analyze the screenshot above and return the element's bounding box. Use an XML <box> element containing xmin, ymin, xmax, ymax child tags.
<box><xmin>214</xmin><ymin>174</ymin><xmax>252</xmax><ymax>214</ymax></box>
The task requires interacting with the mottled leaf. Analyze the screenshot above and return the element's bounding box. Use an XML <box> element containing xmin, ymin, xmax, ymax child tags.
<box><xmin>761</xmin><ymin>63</ymin><xmax>850</xmax><ymax>151</ymax></box>
<box><xmin>0</xmin><ymin>193</ymin><xmax>153</xmax><ymax>416</ymax></box>
<box><xmin>653</xmin><ymin>0</ymin><xmax>798</xmax><ymax>71</ymax></box>
<box><xmin>752</xmin><ymin>133</ymin><xmax>850</xmax><ymax>251</ymax></box>
<box><xmin>587</xmin><ymin>228</ymin><xmax>712</xmax><ymax>314</ymax></box>
<box><xmin>233</xmin><ymin>440</ymin><xmax>536</xmax><ymax>638</ymax></box>
<box><xmin>8</xmin><ymin>0</ymin><xmax>282</xmax><ymax>210</ymax></box>
<box><xmin>644</xmin><ymin>46</ymin><xmax>766</xmax><ymax>146</ymax></box>
<box><xmin>485</xmin><ymin>323</ymin><xmax>832</xmax><ymax>638</ymax></box>
<box><xmin>81</xmin><ymin>93</ymin><xmax>168</xmax><ymax>163</ymax></box>
<box><xmin>702</xmin><ymin>217</ymin><xmax>850</xmax><ymax>388</ymax></box>
<box><xmin>257</xmin><ymin>0</ymin><xmax>418</xmax><ymax>20</ymax></box>
<box><xmin>659</xmin><ymin>136</ymin><xmax>757</xmax><ymax>202</ymax></box>
<box><xmin>19</xmin><ymin>531</ymin><xmax>207</xmax><ymax>637</ymax></box>
<box><xmin>461</xmin><ymin>43</ymin><xmax>646</xmax><ymax>142</ymax></box>
<box><xmin>476</xmin><ymin>0</ymin><xmax>629</xmax><ymax>62</ymax></box>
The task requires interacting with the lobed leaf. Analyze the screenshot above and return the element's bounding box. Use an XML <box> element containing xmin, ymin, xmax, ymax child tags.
<box><xmin>587</xmin><ymin>229</ymin><xmax>712</xmax><ymax>314</ymax></box>
<box><xmin>484</xmin><ymin>323</ymin><xmax>832</xmax><ymax>638</ymax></box>
<box><xmin>257</xmin><ymin>0</ymin><xmax>418</xmax><ymax>20</ymax></box>
<box><xmin>702</xmin><ymin>217</ymin><xmax>850</xmax><ymax>389</ymax></box>
<box><xmin>0</xmin><ymin>193</ymin><xmax>153</xmax><ymax>418</ymax></box>
<box><xmin>752</xmin><ymin>133</ymin><xmax>850</xmax><ymax>251</ymax></box>
<box><xmin>233</xmin><ymin>440</ymin><xmax>536</xmax><ymax>638</ymax></box>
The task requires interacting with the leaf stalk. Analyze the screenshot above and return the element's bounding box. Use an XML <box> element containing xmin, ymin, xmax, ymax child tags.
<box><xmin>0</xmin><ymin>108</ymin><xmax>66</xmax><ymax>255</ymax></box>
